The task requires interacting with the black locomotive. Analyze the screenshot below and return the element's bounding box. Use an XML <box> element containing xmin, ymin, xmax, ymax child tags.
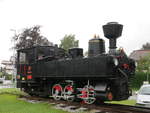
<box><xmin>16</xmin><ymin>22</ymin><xmax>136</xmax><ymax>104</ymax></box>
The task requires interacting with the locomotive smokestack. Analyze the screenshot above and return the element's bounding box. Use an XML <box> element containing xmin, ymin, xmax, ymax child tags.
<box><xmin>102</xmin><ymin>22</ymin><xmax>123</xmax><ymax>54</ymax></box>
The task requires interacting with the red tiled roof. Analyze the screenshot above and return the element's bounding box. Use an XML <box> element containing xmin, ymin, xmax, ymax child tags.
<box><xmin>129</xmin><ymin>50</ymin><xmax>150</xmax><ymax>61</ymax></box>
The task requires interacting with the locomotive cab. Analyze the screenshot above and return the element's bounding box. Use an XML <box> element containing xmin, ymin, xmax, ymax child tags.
<box><xmin>16</xmin><ymin>46</ymin><xmax>66</xmax><ymax>88</ymax></box>
<box><xmin>17</xmin><ymin>46</ymin><xmax>49</xmax><ymax>65</ymax></box>
<box><xmin>17</xmin><ymin>47</ymin><xmax>35</xmax><ymax>65</ymax></box>
<box><xmin>17</xmin><ymin>45</ymin><xmax>66</xmax><ymax>64</ymax></box>
<box><xmin>16</xmin><ymin>47</ymin><xmax>35</xmax><ymax>88</ymax></box>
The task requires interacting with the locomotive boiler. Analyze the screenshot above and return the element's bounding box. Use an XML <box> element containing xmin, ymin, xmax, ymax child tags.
<box><xmin>16</xmin><ymin>22</ymin><xmax>136</xmax><ymax>104</ymax></box>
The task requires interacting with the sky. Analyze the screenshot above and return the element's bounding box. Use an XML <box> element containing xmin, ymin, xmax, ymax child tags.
<box><xmin>0</xmin><ymin>0</ymin><xmax>150</xmax><ymax>61</ymax></box>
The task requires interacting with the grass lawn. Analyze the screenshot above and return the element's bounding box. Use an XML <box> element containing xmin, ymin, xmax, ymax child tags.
<box><xmin>0</xmin><ymin>88</ymin><xmax>70</xmax><ymax>113</ymax></box>
<box><xmin>0</xmin><ymin>88</ymin><xmax>137</xmax><ymax>113</ymax></box>
<box><xmin>106</xmin><ymin>100</ymin><xmax>136</xmax><ymax>106</ymax></box>
<box><xmin>0</xmin><ymin>88</ymin><xmax>27</xmax><ymax>96</ymax></box>
<box><xmin>0</xmin><ymin>94</ymin><xmax>70</xmax><ymax>113</ymax></box>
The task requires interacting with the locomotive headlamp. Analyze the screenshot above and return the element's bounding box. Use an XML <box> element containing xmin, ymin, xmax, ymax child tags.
<box><xmin>22</xmin><ymin>77</ymin><xmax>25</xmax><ymax>80</ymax></box>
<box><xmin>113</xmin><ymin>58</ymin><xmax>119</xmax><ymax>66</ymax></box>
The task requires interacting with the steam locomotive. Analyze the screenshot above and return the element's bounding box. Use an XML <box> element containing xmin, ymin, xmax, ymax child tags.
<box><xmin>16</xmin><ymin>22</ymin><xmax>136</xmax><ymax>104</ymax></box>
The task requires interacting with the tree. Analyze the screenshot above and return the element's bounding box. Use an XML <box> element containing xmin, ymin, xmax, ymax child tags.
<box><xmin>12</xmin><ymin>25</ymin><xmax>53</xmax><ymax>50</ymax></box>
<box><xmin>59</xmin><ymin>34</ymin><xmax>79</xmax><ymax>51</ymax></box>
<box><xmin>131</xmin><ymin>55</ymin><xmax>150</xmax><ymax>88</ymax></box>
<box><xmin>142</xmin><ymin>42</ymin><xmax>150</xmax><ymax>50</ymax></box>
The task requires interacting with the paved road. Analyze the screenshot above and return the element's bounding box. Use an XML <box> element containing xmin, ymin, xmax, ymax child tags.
<box><xmin>129</xmin><ymin>95</ymin><xmax>137</xmax><ymax>100</ymax></box>
<box><xmin>0</xmin><ymin>84</ymin><xmax>15</xmax><ymax>89</ymax></box>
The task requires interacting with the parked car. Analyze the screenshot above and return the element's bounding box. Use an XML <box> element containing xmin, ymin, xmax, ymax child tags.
<box><xmin>0</xmin><ymin>78</ymin><xmax>4</xmax><ymax>84</ymax></box>
<box><xmin>136</xmin><ymin>84</ymin><xmax>150</xmax><ymax>105</ymax></box>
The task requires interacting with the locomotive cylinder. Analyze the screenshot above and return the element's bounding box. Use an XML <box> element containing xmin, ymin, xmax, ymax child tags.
<box><xmin>103</xmin><ymin>22</ymin><xmax>123</xmax><ymax>54</ymax></box>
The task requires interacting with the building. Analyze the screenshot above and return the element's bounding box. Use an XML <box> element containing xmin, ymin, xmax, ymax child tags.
<box><xmin>1</xmin><ymin>60</ymin><xmax>13</xmax><ymax>75</ymax></box>
<box><xmin>129</xmin><ymin>50</ymin><xmax>150</xmax><ymax>61</ymax></box>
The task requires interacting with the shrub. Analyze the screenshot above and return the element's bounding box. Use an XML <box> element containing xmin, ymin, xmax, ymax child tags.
<box><xmin>130</xmin><ymin>71</ymin><xmax>150</xmax><ymax>90</ymax></box>
<box><xmin>0</xmin><ymin>88</ymin><xmax>28</xmax><ymax>97</ymax></box>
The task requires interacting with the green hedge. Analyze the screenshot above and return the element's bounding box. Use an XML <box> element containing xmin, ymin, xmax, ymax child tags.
<box><xmin>130</xmin><ymin>72</ymin><xmax>150</xmax><ymax>90</ymax></box>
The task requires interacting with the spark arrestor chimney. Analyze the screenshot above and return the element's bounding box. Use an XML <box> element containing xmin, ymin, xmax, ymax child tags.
<box><xmin>103</xmin><ymin>22</ymin><xmax>123</xmax><ymax>54</ymax></box>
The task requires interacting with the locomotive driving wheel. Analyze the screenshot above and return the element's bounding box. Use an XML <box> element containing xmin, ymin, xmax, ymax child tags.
<box><xmin>52</xmin><ymin>84</ymin><xmax>63</xmax><ymax>100</ymax></box>
<box><xmin>63</xmin><ymin>85</ymin><xmax>75</xmax><ymax>102</ymax></box>
<box><xmin>81</xmin><ymin>85</ymin><xmax>96</xmax><ymax>104</ymax></box>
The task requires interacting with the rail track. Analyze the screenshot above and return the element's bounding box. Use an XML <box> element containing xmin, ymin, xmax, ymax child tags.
<box><xmin>19</xmin><ymin>95</ymin><xmax>150</xmax><ymax>113</ymax></box>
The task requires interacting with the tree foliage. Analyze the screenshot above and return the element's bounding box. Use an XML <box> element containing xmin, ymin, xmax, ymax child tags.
<box><xmin>12</xmin><ymin>25</ymin><xmax>52</xmax><ymax>50</ymax></box>
<box><xmin>142</xmin><ymin>42</ymin><xmax>150</xmax><ymax>50</ymax></box>
<box><xmin>131</xmin><ymin>55</ymin><xmax>150</xmax><ymax>89</ymax></box>
<box><xmin>59</xmin><ymin>34</ymin><xmax>79</xmax><ymax>51</ymax></box>
<box><xmin>0</xmin><ymin>68</ymin><xmax>12</xmax><ymax>80</ymax></box>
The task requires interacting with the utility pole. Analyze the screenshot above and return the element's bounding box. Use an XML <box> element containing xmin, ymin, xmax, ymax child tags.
<box><xmin>10</xmin><ymin>29</ymin><xmax>17</xmax><ymax>86</ymax></box>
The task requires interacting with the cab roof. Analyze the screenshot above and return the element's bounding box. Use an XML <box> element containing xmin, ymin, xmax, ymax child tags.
<box><xmin>17</xmin><ymin>45</ymin><xmax>55</xmax><ymax>52</ymax></box>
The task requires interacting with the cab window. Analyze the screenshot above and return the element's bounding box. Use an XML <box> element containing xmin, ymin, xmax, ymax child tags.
<box><xmin>18</xmin><ymin>49</ymin><xmax>35</xmax><ymax>64</ymax></box>
<box><xmin>19</xmin><ymin>52</ymin><xmax>28</xmax><ymax>64</ymax></box>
